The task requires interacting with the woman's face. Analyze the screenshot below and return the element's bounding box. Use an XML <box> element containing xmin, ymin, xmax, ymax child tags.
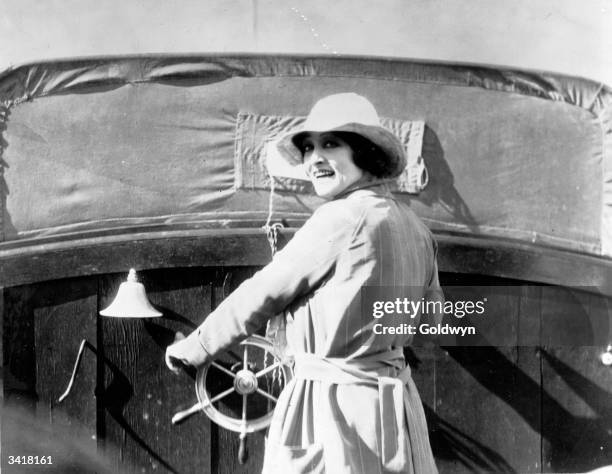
<box><xmin>300</xmin><ymin>132</ymin><xmax>364</xmax><ymax>199</ymax></box>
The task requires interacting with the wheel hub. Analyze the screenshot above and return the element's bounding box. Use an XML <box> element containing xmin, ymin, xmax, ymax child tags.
<box><xmin>234</xmin><ymin>369</ymin><xmax>258</xmax><ymax>395</ymax></box>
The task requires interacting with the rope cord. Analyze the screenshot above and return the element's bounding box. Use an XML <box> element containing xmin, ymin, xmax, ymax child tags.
<box><xmin>262</xmin><ymin>170</ymin><xmax>286</xmax><ymax>393</ymax></box>
<box><xmin>262</xmin><ymin>170</ymin><xmax>284</xmax><ymax>255</ymax></box>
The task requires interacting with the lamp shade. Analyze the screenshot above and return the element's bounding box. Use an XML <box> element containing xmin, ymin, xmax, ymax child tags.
<box><xmin>99</xmin><ymin>269</ymin><xmax>162</xmax><ymax>318</ymax></box>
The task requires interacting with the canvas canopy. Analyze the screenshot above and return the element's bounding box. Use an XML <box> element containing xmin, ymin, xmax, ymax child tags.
<box><xmin>0</xmin><ymin>54</ymin><xmax>611</xmax><ymax>259</ymax></box>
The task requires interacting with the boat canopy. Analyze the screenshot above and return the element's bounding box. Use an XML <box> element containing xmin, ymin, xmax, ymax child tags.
<box><xmin>0</xmin><ymin>54</ymin><xmax>611</xmax><ymax>259</ymax></box>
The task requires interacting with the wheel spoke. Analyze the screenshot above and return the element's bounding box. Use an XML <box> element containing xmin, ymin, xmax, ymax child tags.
<box><xmin>242</xmin><ymin>393</ymin><xmax>248</xmax><ymax>424</ymax></box>
<box><xmin>211</xmin><ymin>361</ymin><xmax>237</xmax><ymax>379</ymax></box>
<box><xmin>208</xmin><ymin>386</ymin><xmax>235</xmax><ymax>404</ymax></box>
<box><xmin>255</xmin><ymin>361</ymin><xmax>281</xmax><ymax>379</ymax></box>
<box><xmin>256</xmin><ymin>388</ymin><xmax>278</xmax><ymax>403</ymax></box>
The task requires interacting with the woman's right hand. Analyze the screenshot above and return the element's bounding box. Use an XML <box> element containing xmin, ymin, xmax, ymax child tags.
<box><xmin>165</xmin><ymin>331</ymin><xmax>210</xmax><ymax>373</ymax></box>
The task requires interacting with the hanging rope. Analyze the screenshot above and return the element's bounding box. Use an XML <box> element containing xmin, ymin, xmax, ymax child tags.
<box><xmin>262</xmin><ymin>167</ymin><xmax>284</xmax><ymax>256</ymax></box>
<box><xmin>261</xmin><ymin>169</ymin><xmax>286</xmax><ymax>394</ymax></box>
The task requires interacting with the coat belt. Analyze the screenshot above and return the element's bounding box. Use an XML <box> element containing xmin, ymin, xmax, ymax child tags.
<box><xmin>292</xmin><ymin>349</ymin><xmax>435</xmax><ymax>472</ymax></box>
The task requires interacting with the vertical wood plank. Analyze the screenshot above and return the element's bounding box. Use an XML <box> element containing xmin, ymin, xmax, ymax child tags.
<box><xmin>145</xmin><ymin>267</ymin><xmax>213</xmax><ymax>474</ymax></box>
<box><xmin>3</xmin><ymin>285</ymin><xmax>36</xmax><ymax>409</ymax></box>
<box><xmin>540</xmin><ymin>289</ymin><xmax>612</xmax><ymax>472</ymax></box>
<box><xmin>34</xmin><ymin>276</ymin><xmax>98</xmax><ymax>444</ymax></box>
<box><xmin>99</xmin><ymin>268</ymin><xmax>212</xmax><ymax>474</ymax></box>
<box><xmin>2</xmin><ymin>279</ymin><xmax>111</xmax><ymax>473</ymax></box>
<box><xmin>540</xmin><ymin>286</ymin><xmax>603</xmax><ymax>347</ymax></box>
<box><xmin>0</xmin><ymin>288</ymin><xmax>4</xmax><ymax>386</ymax></box>
<box><xmin>34</xmin><ymin>277</ymin><xmax>105</xmax><ymax>471</ymax></box>
<box><xmin>541</xmin><ymin>346</ymin><xmax>612</xmax><ymax>472</ymax></box>
<box><xmin>210</xmin><ymin>267</ymin><xmax>267</xmax><ymax>474</ymax></box>
<box><xmin>516</xmin><ymin>285</ymin><xmax>543</xmax><ymax>473</ymax></box>
<box><xmin>434</xmin><ymin>347</ymin><xmax>531</xmax><ymax>473</ymax></box>
<box><xmin>2</xmin><ymin>285</ymin><xmax>37</xmax><ymax>474</ymax></box>
<box><xmin>433</xmin><ymin>283</ymin><xmax>542</xmax><ymax>473</ymax></box>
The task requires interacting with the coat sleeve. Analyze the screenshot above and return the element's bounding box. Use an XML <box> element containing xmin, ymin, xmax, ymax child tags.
<box><xmin>188</xmin><ymin>202</ymin><xmax>364</xmax><ymax>362</ymax></box>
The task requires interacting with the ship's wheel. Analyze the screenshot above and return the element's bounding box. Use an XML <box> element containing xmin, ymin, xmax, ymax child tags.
<box><xmin>172</xmin><ymin>335</ymin><xmax>292</xmax><ymax>464</ymax></box>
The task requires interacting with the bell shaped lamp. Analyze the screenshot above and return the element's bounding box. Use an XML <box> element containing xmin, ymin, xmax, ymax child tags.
<box><xmin>99</xmin><ymin>269</ymin><xmax>162</xmax><ymax>318</ymax></box>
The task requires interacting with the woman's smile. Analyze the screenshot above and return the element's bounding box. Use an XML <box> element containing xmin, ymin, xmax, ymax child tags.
<box><xmin>299</xmin><ymin>132</ymin><xmax>364</xmax><ymax>199</ymax></box>
<box><xmin>312</xmin><ymin>168</ymin><xmax>335</xmax><ymax>179</ymax></box>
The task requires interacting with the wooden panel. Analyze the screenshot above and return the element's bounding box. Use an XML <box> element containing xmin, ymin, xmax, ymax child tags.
<box><xmin>541</xmin><ymin>289</ymin><xmax>612</xmax><ymax>473</ymax></box>
<box><xmin>434</xmin><ymin>345</ymin><xmax>543</xmax><ymax>474</ymax></box>
<box><xmin>33</xmin><ymin>277</ymin><xmax>98</xmax><ymax>452</ymax></box>
<box><xmin>209</xmin><ymin>267</ymin><xmax>268</xmax><ymax>474</ymax></box>
<box><xmin>99</xmin><ymin>268</ymin><xmax>212</xmax><ymax>474</ymax></box>
<box><xmin>540</xmin><ymin>287</ymin><xmax>610</xmax><ymax>347</ymax></box>
<box><xmin>3</xmin><ymin>285</ymin><xmax>37</xmax><ymax>409</ymax></box>
<box><xmin>4</xmin><ymin>268</ymin><xmax>612</xmax><ymax>473</ymax></box>
<box><xmin>501</xmin><ymin>285</ymin><xmax>543</xmax><ymax>473</ymax></box>
<box><xmin>514</xmin><ymin>285</ymin><xmax>545</xmax><ymax>472</ymax></box>
<box><xmin>517</xmin><ymin>285</ymin><xmax>542</xmax><ymax>347</ymax></box>
<box><xmin>541</xmin><ymin>346</ymin><xmax>612</xmax><ymax>472</ymax></box>
<box><xmin>2</xmin><ymin>279</ymin><xmax>104</xmax><ymax>473</ymax></box>
<box><xmin>432</xmin><ymin>284</ymin><xmax>542</xmax><ymax>473</ymax></box>
<box><xmin>0</xmin><ymin>289</ymin><xmax>3</xmax><ymax>389</ymax></box>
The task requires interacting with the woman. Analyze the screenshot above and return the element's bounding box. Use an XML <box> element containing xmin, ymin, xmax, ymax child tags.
<box><xmin>166</xmin><ymin>93</ymin><xmax>442</xmax><ymax>473</ymax></box>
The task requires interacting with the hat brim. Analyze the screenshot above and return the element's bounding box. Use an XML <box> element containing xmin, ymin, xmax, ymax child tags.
<box><xmin>275</xmin><ymin>123</ymin><xmax>407</xmax><ymax>179</ymax></box>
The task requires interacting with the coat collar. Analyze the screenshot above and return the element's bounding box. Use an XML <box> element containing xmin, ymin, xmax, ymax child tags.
<box><xmin>333</xmin><ymin>179</ymin><xmax>394</xmax><ymax>200</ymax></box>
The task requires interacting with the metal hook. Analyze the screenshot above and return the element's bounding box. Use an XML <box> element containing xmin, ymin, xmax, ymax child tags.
<box><xmin>58</xmin><ymin>339</ymin><xmax>98</xmax><ymax>403</ymax></box>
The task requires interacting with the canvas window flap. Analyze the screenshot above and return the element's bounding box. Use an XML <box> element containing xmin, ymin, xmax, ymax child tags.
<box><xmin>235</xmin><ymin>112</ymin><xmax>428</xmax><ymax>195</ymax></box>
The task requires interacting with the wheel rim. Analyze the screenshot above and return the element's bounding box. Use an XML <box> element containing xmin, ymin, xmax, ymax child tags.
<box><xmin>195</xmin><ymin>334</ymin><xmax>292</xmax><ymax>433</ymax></box>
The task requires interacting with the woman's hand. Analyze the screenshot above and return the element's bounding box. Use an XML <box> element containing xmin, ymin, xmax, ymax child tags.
<box><xmin>165</xmin><ymin>331</ymin><xmax>210</xmax><ymax>373</ymax></box>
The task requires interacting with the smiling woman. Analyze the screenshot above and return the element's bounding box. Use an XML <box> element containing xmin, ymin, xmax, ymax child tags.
<box><xmin>277</xmin><ymin>93</ymin><xmax>409</xmax><ymax>198</ymax></box>
<box><xmin>165</xmin><ymin>92</ymin><xmax>444</xmax><ymax>473</ymax></box>
<box><xmin>295</xmin><ymin>132</ymin><xmax>364</xmax><ymax>199</ymax></box>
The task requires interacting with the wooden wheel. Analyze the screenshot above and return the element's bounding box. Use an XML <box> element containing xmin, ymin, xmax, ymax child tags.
<box><xmin>194</xmin><ymin>335</ymin><xmax>292</xmax><ymax>463</ymax></box>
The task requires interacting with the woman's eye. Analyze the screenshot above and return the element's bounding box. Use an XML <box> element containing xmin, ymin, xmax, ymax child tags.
<box><xmin>302</xmin><ymin>144</ymin><xmax>314</xmax><ymax>153</ymax></box>
<box><xmin>323</xmin><ymin>140</ymin><xmax>338</xmax><ymax>148</ymax></box>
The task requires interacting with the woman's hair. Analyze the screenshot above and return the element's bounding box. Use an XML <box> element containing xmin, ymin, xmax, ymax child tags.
<box><xmin>293</xmin><ymin>131</ymin><xmax>391</xmax><ymax>178</ymax></box>
<box><xmin>334</xmin><ymin>132</ymin><xmax>390</xmax><ymax>178</ymax></box>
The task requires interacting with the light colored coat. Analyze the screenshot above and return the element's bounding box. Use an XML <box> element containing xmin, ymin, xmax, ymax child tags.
<box><xmin>194</xmin><ymin>183</ymin><xmax>442</xmax><ymax>473</ymax></box>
